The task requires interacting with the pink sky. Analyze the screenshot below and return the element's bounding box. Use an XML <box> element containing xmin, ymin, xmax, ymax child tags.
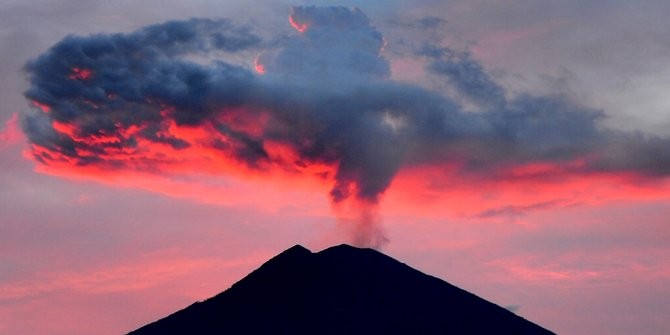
<box><xmin>1</xmin><ymin>1</ymin><xmax>670</xmax><ymax>335</ymax></box>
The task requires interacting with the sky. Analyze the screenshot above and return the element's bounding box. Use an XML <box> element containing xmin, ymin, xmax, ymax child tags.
<box><xmin>1</xmin><ymin>1</ymin><xmax>669</xmax><ymax>334</ymax></box>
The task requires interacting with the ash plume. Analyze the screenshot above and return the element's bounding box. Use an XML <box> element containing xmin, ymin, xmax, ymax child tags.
<box><xmin>21</xmin><ymin>6</ymin><xmax>670</xmax><ymax>248</ymax></box>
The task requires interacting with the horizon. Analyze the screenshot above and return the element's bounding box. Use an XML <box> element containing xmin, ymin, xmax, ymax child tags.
<box><xmin>1</xmin><ymin>1</ymin><xmax>669</xmax><ymax>335</ymax></box>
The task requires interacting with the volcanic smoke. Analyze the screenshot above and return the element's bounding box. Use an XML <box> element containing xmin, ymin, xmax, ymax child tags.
<box><xmin>21</xmin><ymin>6</ymin><xmax>670</xmax><ymax>248</ymax></box>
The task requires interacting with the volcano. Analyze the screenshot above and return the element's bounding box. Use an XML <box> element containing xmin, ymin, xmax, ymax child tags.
<box><xmin>127</xmin><ymin>244</ymin><xmax>555</xmax><ymax>334</ymax></box>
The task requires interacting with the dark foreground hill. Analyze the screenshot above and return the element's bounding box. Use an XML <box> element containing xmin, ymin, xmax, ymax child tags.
<box><xmin>128</xmin><ymin>244</ymin><xmax>555</xmax><ymax>334</ymax></box>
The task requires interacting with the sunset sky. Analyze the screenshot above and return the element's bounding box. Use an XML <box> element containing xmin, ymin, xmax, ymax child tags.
<box><xmin>1</xmin><ymin>1</ymin><xmax>669</xmax><ymax>334</ymax></box>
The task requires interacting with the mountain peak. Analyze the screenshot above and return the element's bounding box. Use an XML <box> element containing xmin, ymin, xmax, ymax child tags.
<box><xmin>320</xmin><ymin>243</ymin><xmax>373</xmax><ymax>253</ymax></box>
<box><xmin>324</xmin><ymin>243</ymin><xmax>367</xmax><ymax>250</ymax></box>
<box><xmin>129</xmin><ymin>244</ymin><xmax>555</xmax><ymax>335</ymax></box>
<box><xmin>273</xmin><ymin>244</ymin><xmax>312</xmax><ymax>259</ymax></box>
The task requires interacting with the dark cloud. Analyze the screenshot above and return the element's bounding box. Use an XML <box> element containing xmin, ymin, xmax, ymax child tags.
<box><xmin>421</xmin><ymin>45</ymin><xmax>506</xmax><ymax>108</ymax></box>
<box><xmin>21</xmin><ymin>6</ymin><xmax>670</xmax><ymax>247</ymax></box>
<box><xmin>386</xmin><ymin>15</ymin><xmax>446</xmax><ymax>31</ymax></box>
<box><xmin>23</xmin><ymin>18</ymin><xmax>263</xmax><ymax>168</ymax></box>
<box><xmin>415</xmin><ymin>16</ymin><xmax>446</xmax><ymax>30</ymax></box>
<box><xmin>262</xmin><ymin>6</ymin><xmax>389</xmax><ymax>79</ymax></box>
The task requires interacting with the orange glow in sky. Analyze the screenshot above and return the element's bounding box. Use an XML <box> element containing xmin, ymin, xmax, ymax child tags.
<box><xmin>381</xmin><ymin>163</ymin><xmax>670</xmax><ymax>220</ymax></box>
<box><xmin>289</xmin><ymin>15</ymin><xmax>308</xmax><ymax>33</ymax></box>
<box><xmin>254</xmin><ymin>55</ymin><xmax>266</xmax><ymax>74</ymax></box>
<box><xmin>68</xmin><ymin>67</ymin><xmax>93</xmax><ymax>80</ymax></box>
<box><xmin>28</xmin><ymin>120</ymin><xmax>670</xmax><ymax>223</ymax></box>
<box><xmin>31</xmin><ymin>100</ymin><xmax>51</xmax><ymax>113</ymax></box>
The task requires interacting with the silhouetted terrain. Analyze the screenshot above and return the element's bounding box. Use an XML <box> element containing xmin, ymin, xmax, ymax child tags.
<box><xmin>128</xmin><ymin>244</ymin><xmax>555</xmax><ymax>334</ymax></box>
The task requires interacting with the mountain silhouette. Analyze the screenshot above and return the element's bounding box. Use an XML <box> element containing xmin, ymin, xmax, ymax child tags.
<box><xmin>128</xmin><ymin>244</ymin><xmax>555</xmax><ymax>334</ymax></box>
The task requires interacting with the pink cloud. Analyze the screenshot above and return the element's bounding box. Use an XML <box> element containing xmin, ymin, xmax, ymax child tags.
<box><xmin>0</xmin><ymin>113</ymin><xmax>21</xmax><ymax>147</ymax></box>
<box><xmin>0</xmin><ymin>247</ymin><xmax>272</xmax><ymax>335</ymax></box>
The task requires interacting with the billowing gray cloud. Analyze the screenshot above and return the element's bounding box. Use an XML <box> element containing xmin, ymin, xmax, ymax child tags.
<box><xmin>21</xmin><ymin>6</ymin><xmax>670</xmax><ymax>247</ymax></box>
